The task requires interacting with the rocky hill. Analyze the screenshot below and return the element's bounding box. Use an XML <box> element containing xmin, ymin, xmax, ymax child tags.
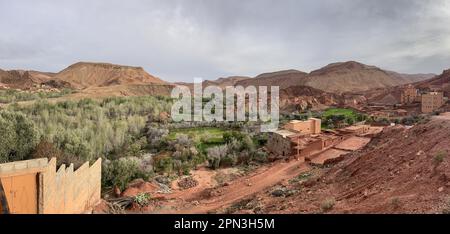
<box><xmin>0</xmin><ymin>69</ymin><xmax>40</xmax><ymax>89</ymax></box>
<box><xmin>386</xmin><ymin>71</ymin><xmax>436</xmax><ymax>83</ymax></box>
<box><xmin>279</xmin><ymin>85</ymin><xmax>343</xmax><ymax>112</ymax></box>
<box><xmin>302</xmin><ymin>61</ymin><xmax>410</xmax><ymax>93</ymax></box>
<box><xmin>214</xmin><ymin>76</ymin><xmax>251</xmax><ymax>87</ymax></box>
<box><xmin>365</xmin><ymin>69</ymin><xmax>448</xmax><ymax>105</ymax></box>
<box><xmin>261</xmin><ymin>114</ymin><xmax>450</xmax><ymax>213</ymax></box>
<box><xmin>235</xmin><ymin>70</ymin><xmax>308</xmax><ymax>90</ymax></box>
<box><xmin>51</xmin><ymin>62</ymin><xmax>167</xmax><ymax>89</ymax></box>
<box><xmin>416</xmin><ymin>69</ymin><xmax>450</xmax><ymax>95</ymax></box>
<box><xmin>228</xmin><ymin>61</ymin><xmax>426</xmax><ymax>94</ymax></box>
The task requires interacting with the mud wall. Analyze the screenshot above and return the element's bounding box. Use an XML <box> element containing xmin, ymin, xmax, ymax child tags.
<box><xmin>0</xmin><ymin>157</ymin><xmax>101</xmax><ymax>214</ymax></box>
<box><xmin>299</xmin><ymin>139</ymin><xmax>324</xmax><ymax>158</ymax></box>
<box><xmin>40</xmin><ymin>158</ymin><xmax>102</xmax><ymax>214</ymax></box>
<box><xmin>267</xmin><ymin>134</ymin><xmax>293</xmax><ymax>157</ymax></box>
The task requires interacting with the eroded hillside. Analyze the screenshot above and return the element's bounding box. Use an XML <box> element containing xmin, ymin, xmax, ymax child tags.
<box><xmin>257</xmin><ymin>114</ymin><xmax>450</xmax><ymax>214</ymax></box>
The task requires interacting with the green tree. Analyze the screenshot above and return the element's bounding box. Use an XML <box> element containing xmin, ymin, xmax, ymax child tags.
<box><xmin>0</xmin><ymin>111</ymin><xmax>39</xmax><ymax>163</ymax></box>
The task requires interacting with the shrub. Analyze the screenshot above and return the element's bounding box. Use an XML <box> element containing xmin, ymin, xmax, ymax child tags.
<box><xmin>103</xmin><ymin>157</ymin><xmax>151</xmax><ymax>190</ymax></box>
<box><xmin>0</xmin><ymin>111</ymin><xmax>39</xmax><ymax>163</ymax></box>
<box><xmin>134</xmin><ymin>193</ymin><xmax>151</xmax><ymax>207</ymax></box>
<box><xmin>252</xmin><ymin>151</ymin><xmax>268</xmax><ymax>163</ymax></box>
<box><xmin>220</xmin><ymin>155</ymin><xmax>237</xmax><ymax>167</ymax></box>
<box><xmin>391</xmin><ymin>197</ymin><xmax>401</xmax><ymax>209</ymax></box>
<box><xmin>434</xmin><ymin>151</ymin><xmax>447</xmax><ymax>165</ymax></box>
<box><xmin>7</xmin><ymin>96</ymin><xmax>171</xmax><ymax>163</ymax></box>
<box><xmin>207</xmin><ymin>145</ymin><xmax>229</xmax><ymax>169</ymax></box>
<box><xmin>146</xmin><ymin>126</ymin><xmax>169</xmax><ymax>150</ymax></box>
<box><xmin>153</xmin><ymin>156</ymin><xmax>174</xmax><ymax>174</ymax></box>
<box><xmin>321</xmin><ymin>198</ymin><xmax>335</xmax><ymax>212</ymax></box>
<box><xmin>242</xmin><ymin>135</ymin><xmax>256</xmax><ymax>151</ymax></box>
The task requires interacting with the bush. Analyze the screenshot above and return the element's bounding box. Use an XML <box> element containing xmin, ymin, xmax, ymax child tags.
<box><xmin>134</xmin><ymin>193</ymin><xmax>151</xmax><ymax>207</ymax></box>
<box><xmin>220</xmin><ymin>155</ymin><xmax>237</xmax><ymax>167</ymax></box>
<box><xmin>241</xmin><ymin>135</ymin><xmax>256</xmax><ymax>151</ymax></box>
<box><xmin>103</xmin><ymin>157</ymin><xmax>152</xmax><ymax>190</ymax></box>
<box><xmin>207</xmin><ymin>145</ymin><xmax>229</xmax><ymax>169</ymax></box>
<box><xmin>321</xmin><ymin>198</ymin><xmax>335</xmax><ymax>212</ymax></box>
<box><xmin>391</xmin><ymin>197</ymin><xmax>401</xmax><ymax>209</ymax></box>
<box><xmin>0</xmin><ymin>111</ymin><xmax>39</xmax><ymax>163</ymax></box>
<box><xmin>153</xmin><ymin>156</ymin><xmax>174</xmax><ymax>174</ymax></box>
<box><xmin>7</xmin><ymin>96</ymin><xmax>172</xmax><ymax>163</ymax></box>
<box><xmin>146</xmin><ymin>126</ymin><xmax>169</xmax><ymax>150</ymax></box>
<box><xmin>252</xmin><ymin>151</ymin><xmax>268</xmax><ymax>163</ymax></box>
<box><xmin>434</xmin><ymin>151</ymin><xmax>447</xmax><ymax>165</ymax></box>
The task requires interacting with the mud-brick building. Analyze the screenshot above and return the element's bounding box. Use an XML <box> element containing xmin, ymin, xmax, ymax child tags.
<box><xmin>400</xmin><ymin>85</ymin><xmax>420</xmax><ymax>104</ymax></box>
<box><xmin>0</xmin><ymin>158</ymin><xmax>101</xmax><ymax>214</ymax></box>
<box><xmin>266</xmin><ymin>129</ymin><xmax>301</xmax><ymax>157</ymax></box>
<box><xmin>421</xmin><ymin>92</ymin><xmax>444</xmax><ymax>113</ymax></box>
<box><xmin>284</xmin><ymin>118</ymin><xmax>321</xmax><ymax>135</ymax></box>
<box><xmin>267</xmin><ymin>118</ymin><xmax>331</xmax><ymax>158</ymax></box>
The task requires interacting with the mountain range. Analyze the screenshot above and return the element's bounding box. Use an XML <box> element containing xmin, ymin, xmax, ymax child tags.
<box><xmin>210</xmin><ymin>61</ymin><xmax>435</xmax><ymax>93</ymax></box>
<box><xmin>0</xmin><ymin>61</ymin><xmax>441</xmax><ymax>103</ymax></box>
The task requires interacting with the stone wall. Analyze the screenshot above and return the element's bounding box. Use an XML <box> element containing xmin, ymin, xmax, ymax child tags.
<box><xmin>267</xmin><ymin>133</ymin><xmax>293</xmax><ymax>157</ymax></box>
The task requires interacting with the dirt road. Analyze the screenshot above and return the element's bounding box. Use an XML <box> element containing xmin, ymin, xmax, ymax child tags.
<box><xmin>162</xmin><ymin>158</ymin><xmax>311</xmax><ymax>214</ymax></box>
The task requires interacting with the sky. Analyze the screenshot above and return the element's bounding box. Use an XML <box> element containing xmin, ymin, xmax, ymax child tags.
<box><xmin>1</xmin><ymin>0</ymin><xmax>450</xmax><ymax>82</ymax></box>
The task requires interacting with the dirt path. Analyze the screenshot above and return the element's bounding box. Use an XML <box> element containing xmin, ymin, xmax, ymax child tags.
<box><xmin>162</xmin><ymin>158</ymin><xmax>311</xmax><ymax>214</ymax></box>
<box><xmin>433</xmin><ymin>112</ymin><xmax>450</xmax><ymax>120</ymax></box>
<box><xmin>166</xmin><ymin>169</ymin><xmax>218</xmax><ymax>202</ymax></box>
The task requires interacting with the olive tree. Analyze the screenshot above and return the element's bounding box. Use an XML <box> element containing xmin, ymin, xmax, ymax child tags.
<box><xmin>0</xmin><ymin>111</ymin><xmax>39</xmax><ymax>163</ymax></box>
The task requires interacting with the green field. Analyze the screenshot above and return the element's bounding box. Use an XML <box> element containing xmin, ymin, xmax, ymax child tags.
<box><xmin>322</xmin><ymin>108</ymin><xmax>357</xmax><ymax>118</ymax></box>
<box><xmin>168</xmin><ymin>127</ymin><xmax>230</xmax><ymax>152</ymax></box>
<box><xmin>320</xmin><ymin>108</ymin><xmax>366</xmax><ymax>129</ymax></box>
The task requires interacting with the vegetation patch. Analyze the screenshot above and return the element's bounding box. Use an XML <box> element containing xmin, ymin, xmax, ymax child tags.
<box><xmin>434</xmin><ymin>151</ymin><xmax>447</xmax><ymax>165</ymax></box>
<box><xmin>321</xmin><ymin>108</ymin><xmax>366</xmax><ymax>129</ymax></box>
<box><xmin>134</xmin><ymin>193</ymin><xmax>151</xmax><ymax>207</ymax></box>
<box><xmin>320</xmin><ymin>198</ymin><xmax>336</xmax><ymax>213</ymax></box>
<box><xmin>289</xmin><ymin>172</ymin><xmax>314</xmax><ymax>184</ymax></box>
<box><xmin>0</xmin><ymin>89</ymin><xmax>74</xmax><ymax>104</ymax></box>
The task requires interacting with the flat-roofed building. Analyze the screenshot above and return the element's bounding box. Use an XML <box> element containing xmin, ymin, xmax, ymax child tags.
<box><xmin>421</xmin><ymin>92</ymin><xmax>444</xmax><ymax>113</ymax></box>
<box><xmin>266</xmin><ymin>129</ymin><xmax>300</xmax><ymax>157</ymax></box>
<box><xmin>267</xmin><ymin>118</ymin><xmax>325</xmax><ymax>158</ymax></box>
<box><xmin>284</xmin><ymin>118</ymin><xmax>321</xmax><ymax>135</ymax></box>
<box><xmin>400</xmin><ymin>85</ymin><xmax>419</xmax><ymax>104</ymax></box>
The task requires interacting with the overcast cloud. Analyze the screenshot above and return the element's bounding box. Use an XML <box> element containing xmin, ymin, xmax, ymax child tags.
<box><xmin>1</xmin><ymin>0</ymin><xmax>449</xmax><ymax>81</ymax></box>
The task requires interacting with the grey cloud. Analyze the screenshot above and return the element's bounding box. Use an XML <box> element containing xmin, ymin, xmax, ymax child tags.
<box><xmin>0</xmin><ymin>0</ymin><xmax>449</xmax><ymax>81</ymax></box>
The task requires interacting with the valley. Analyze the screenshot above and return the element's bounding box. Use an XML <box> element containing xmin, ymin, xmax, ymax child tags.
<box><xmin>1</xmin><ymin>60</ymin><xmax>450</xmax><ymax>214</ymax></box>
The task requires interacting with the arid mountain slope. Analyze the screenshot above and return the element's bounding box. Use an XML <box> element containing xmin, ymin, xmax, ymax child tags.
<box><xmin>214</xmin><ymin>76</ymin><xmax>251</xmax><ymax>87</ymax></box>
<box><xmin>366</xmin><ymin>69</ymin><xmax>449</xmax><ymax>105</ymax></box>
<box><xmin>416</xmin><ymin>69</ymin><xmax>450</xmax><ymax>95</ymax></box>
<box><xmin>27</xmin><ymin>70</ymin><xmax>56</xmax><ymax>83</ymax></box>
<box><xmin>303</xmin><ymin>61</ymin><xmax>410</xmax><ymax>93</ymax></box>
<box><xmin>52</xmin><ymin>62</ymin><xmax>167</xmax><ymax>89</ymax></box>
<box><xmin>236</xmin><ymin>70</ymin><xmax>308</xmax><ymax>90</ymax></box>
<box><xmin>386</xmin><ymin>71</ymin><xmax>436</xmax><ymax>83</ymax></box>
<box><xmin>279</xmin><ymin>85</ymin><xmax>342</xmax><ymax>112</ymax></box>
<box><xmin>0</xmin><ymin>69</ymin><xmax>39</xmax><ymax>89</ymax></box>
<box><xmin>228</xmin><ymin>62</ymin><xmax>426</xmax><ymax>94</ymax></box>
<box><xmin>262</xmin><ymin>115</ymin><xmax>450</xmax><ymax>214</ymax></box>
<box><xmin>174</xmin><ymin>76</ymin><xmax>250</xmax><ymax>91</ymax></box>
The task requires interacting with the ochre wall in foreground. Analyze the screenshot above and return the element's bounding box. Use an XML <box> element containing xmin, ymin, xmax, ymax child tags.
<box><xmin>0</xmin><ymin>158</ymin><xmax>101</xmax><ymax>214</ymax></box>
<box><xmin>40</xmin><ymin>158</ymin><xmax>102</xmax><ymax>214</ymax></box>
